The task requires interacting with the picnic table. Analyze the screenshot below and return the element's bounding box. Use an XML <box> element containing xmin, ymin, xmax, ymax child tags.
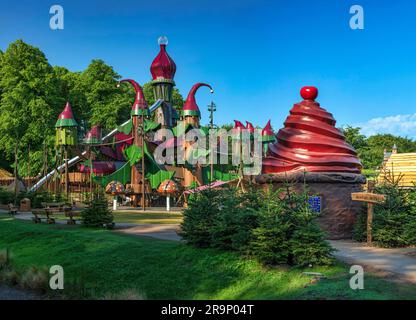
<box><xmin>31</xmin><ymin>202</ymin><xmax>79</xmax><ymax>225</ymax></box>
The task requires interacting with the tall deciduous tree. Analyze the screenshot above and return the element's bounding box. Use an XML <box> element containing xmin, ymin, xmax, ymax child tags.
<box><xmin>0</xmin><ymin>40</ymin><xmax>61</xmax><ymax>177</ymax></box>
<box><xmin>341</xmin><ymin>126</ymin><xmax>416</xmax><ymax>169</ymax></box>
<box><xmin>80</xmin><ymin>59</ymin><xmax>132</xmax><ymax>130</ymax></box>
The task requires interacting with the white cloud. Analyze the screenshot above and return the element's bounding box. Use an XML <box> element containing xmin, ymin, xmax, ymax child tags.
<box><xmin>355</xmin><ymin>114</ymin><xmax>416</xmax><ymax>139</ymax></box>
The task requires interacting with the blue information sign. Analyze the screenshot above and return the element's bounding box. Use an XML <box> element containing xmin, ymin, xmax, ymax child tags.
<box><xmin>308</xmin><ymin>196</ymin><xmax>322</xmax><ymax>213</ymax></box>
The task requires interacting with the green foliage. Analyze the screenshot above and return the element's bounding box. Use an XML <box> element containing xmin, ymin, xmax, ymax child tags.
<box><xmin>81</xmin><ymin>189</ymin><xmax>114</xmax><ymax>228</ymax></box>
<box><xmin>249</xmin><ymin>187</ymin><xmax>333</xmax><ymax>266</ymax></box>
<box><xmin>181</xmin><ymin>186</ymin><xmax>334</xmax><ymax>267</ymax></box>
<box><xmin>0</xmin><ymin>40</ymin><xmax>62</xmax><ymax>177</ymax></box>
<box><xmin>81</xmin><ymin>60</ymin><xmax>132</xmax><ymax>130</ymax></box>
<box><xmin>0</xmin><ymin>188</ymin><xmax>14</xmax><ymax>204</ymax></box>
<box><xmin>341</xmin><ymin>126</ymin><xmax>416</xmax><ymax>170</ymax></box>
<box><xmin>341</xmin><ymin>126</ymin><xmax>368</xmax><ymax>151</ymax></box>
<box><xmin>353</xmin><ymin>180</ymin><xmax>416</xmax><ymax>247</ymax></box>
<box><xmin>2</xmin><ymin>216</ymin><xmax>416</xmax><ymax>300</ymax></box>
<box><xmin>180</xmin><ymin>189</ymin><xmax>220</xmax><ymax>248</ymax></box>
<box><xmin>210</xmin><ymin>188</ymin><xmax>261</xmax><ymax>251</ymax></box>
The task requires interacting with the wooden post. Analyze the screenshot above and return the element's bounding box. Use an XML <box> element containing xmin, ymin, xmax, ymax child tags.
<box><xmin>14</xmin><ymin>140</ymin><xmax>19</xmax><ymax>205</ymax></box>
<box><xmin>351</xmin><ymin>181</ymin><xmax>385</xmax><ymax>247</ymax></box>
<box><xmin>89</xmin><ymin>150</ymin><xmax>93</xmax><ymax>194</ymax></box>
<box><xmin>141</xmin><ymin>113</ymin><xmax>146</xmax><ymax>211</ymax></box>
<box><xmin>367</xmin><ymin>181</ymin><xmax>375</xmax><ymax>246</ymax></box>
<box><xmin>367</xmin><ymin>202</ymin><xmax>374</xmax><ymax>245</ymax></box>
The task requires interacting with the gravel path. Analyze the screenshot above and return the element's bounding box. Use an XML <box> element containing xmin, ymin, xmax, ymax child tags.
<box><xmin>0</xmin><ymin>285</ymin><xmax>43</xmax><ymax>300</ymax></box>
<box><xmin>330</xmin><ymin>240</ymin><xmax>416</xmax><ymax>283</ymax></box>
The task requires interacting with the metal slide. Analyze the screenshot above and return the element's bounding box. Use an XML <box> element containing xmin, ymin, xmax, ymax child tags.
<box><xmin>29</xmin><ymin>99</ymin><xmax>164</xmax><ymax>192</ymax></box>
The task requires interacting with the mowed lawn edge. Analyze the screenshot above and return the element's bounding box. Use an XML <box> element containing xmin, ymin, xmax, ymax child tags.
<box><xmin>0</xmin><ymin>215</ymin><xmax>415</xmax><ymax>300</ymax></box>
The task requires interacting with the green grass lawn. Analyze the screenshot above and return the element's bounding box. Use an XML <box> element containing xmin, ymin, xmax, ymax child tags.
<box><xmin>0</xmin><ymin>214</ymin><xmax>415</xmax><ymax>300</ymax></box>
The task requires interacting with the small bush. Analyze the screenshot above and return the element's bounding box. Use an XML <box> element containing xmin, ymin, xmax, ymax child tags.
<box><xmin>353</xmin><ymin>180</ymin><xmax>416</xmax><ymax>247</ymax></box>
<box><xmin>0</xmin><ymin>269</ymin><xmax>19</xmax><ymax>286</ymax></box>
<box><xmin>20</xmin><ymin>266</ymin><xmax>48</xmax><ymax>291</ymax></box>
<box><xmin>0</xmin><ymin>188</ymin><xmax>14</xmax><ymax>205</ymax></box>
<box><xmin>81</xmin><ymin>189</ymin><xmax>114</xmax><ymax>228</ymax></box>
<box><xmin>181</xmin><ymin>185</ymin><xmax>334</xmax><ymax>267</ymax></box>
<box><xmin>0</xmin><ymin>249</ymin><xmax>11</xmax><ymax>269</ymax></box>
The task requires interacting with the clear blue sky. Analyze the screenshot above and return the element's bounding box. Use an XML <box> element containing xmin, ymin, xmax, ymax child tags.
<box><xmin>1</xmin><ymin>0</ymin><xmax>416</xmax><ymax>138</ymax></box>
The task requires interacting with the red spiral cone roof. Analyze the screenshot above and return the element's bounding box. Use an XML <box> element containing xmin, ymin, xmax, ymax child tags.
<box><xmin>150</xmin><ymin>39</ymin><xmax>176</xmax><ymax>80</ymax></box>
<box><xmin>262</xmin><ymin>87</ymin><xmax>362</xmax><ymax>174</ymax></box>
<box><xmin>183</xmin><ymin>83</ymin><xmax>213</xmax><ymax>117</ymax></box>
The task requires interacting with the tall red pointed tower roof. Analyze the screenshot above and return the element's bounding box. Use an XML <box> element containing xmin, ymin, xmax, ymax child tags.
<box><xmin>84</xmin><ymin>125</ymin><xmax>102</xmax><ymax>145</ymax></box>
<box><xmin>246</xmin><ymin>121</ymin><xmax>255</xmax><ymax>134</ymax></box>
<box><xmin>118</xmin><ymin>79</ymin><xmax>149</xmax><ymax>117</ymax></box>
<box><xmin>182</xmin><ymin>83</ymin><xmax>213</xmax><ymax>117</ymax></box>
<box><xmin>262</xmin><ymin>120</ymin><xmax>276</xmax><ymax>142</ymax></box>
<box><xmin>55</xmin><ymin>102</ymin><xmax>78</xmax><ymax>128</ymax></box>
<box><xmin>262</xmin><ymin>86</ymin><xmax>362</xmax><ymax>174</ymax></box>
<box><xmin>150</xmin><ymin>36</ymin><xmax>176</xmax><ymax>80</ymax></box>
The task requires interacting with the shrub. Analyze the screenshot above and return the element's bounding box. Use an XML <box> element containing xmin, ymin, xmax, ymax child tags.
<box><xmin>210</xmin><ymin>187</ymin><xmax>260</xmax><ymax>251</ymax></box>
<box><xmin>249</xmin><ymin>186</ymin><xmax>333</xmax><ymax>266</ymax></box>
<box><xmin>81</xmin><ymin>189</ymin><xmax>114</xmax><ymax>228</ymax></box>
<box><xmin>181</xmin><ymin>185</ymin><xmax>334</xmax><ymax>267</ymax></box>
<box><xmin>0</xmin><ymin>248</ymin><xmax>11</xmax><ymax>269</ymax></box>
<box><xmin>0</xmin><ymin>188</ymin><xmax>14</xmax><ymax>204</ymax></box>
<box><xmin>180</xmin><ymin>189</ymin><xmax>223</xmax><ymax>248</ymax></box>
<box><xmin>353</xmin><ymin>180</ymin><xmax>416</xmax><ymax>247</ymax></box>
<box><xmin>20</xmin><ymin>266</ymin><xmax>48</xmax><ymax>291</ymax></box>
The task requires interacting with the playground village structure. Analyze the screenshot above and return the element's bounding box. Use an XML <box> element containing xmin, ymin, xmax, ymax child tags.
<box><xmin>27</xmin><ymin>36</ymin><xmax>366</xmax><ymax>239</ymax></box>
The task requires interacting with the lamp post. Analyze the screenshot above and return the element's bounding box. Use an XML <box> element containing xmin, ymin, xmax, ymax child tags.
<box><xmin>208</xmin><ymin>101</ymin><xmax>216</xmax><ymax>182</ymax></box>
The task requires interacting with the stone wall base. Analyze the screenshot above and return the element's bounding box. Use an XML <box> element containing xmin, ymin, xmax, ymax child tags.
<box><xmin>255</xmin><ymin>172</ymin><xmax>366</xmax><ymax>240</ymax></box>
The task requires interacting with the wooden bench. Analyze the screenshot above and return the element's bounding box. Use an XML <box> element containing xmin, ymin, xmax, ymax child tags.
<box><xmin>31</xmin><ymin>208</ymin><xmax>56</xmax><ymax>224</ymax></box>
<box><xmin>32</xmin><ymin>203</ymin><xmax>80</xmax><ymax>225</ymax></box>
<box><xmin>63</xmin><ymin>206</ymin><xmax>80</xmax><ymax>225</ymax></box>
<box><xmin>8</xmin><ymin>203</ymin><xmax>18</xmax><ymax>215</ymax></box>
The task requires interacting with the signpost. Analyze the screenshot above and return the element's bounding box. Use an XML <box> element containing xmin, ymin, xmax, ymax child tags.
<box><xmin>351</xmin><ymin>182</ymin><xmax>386</xmax><ymax>245</ymax></box>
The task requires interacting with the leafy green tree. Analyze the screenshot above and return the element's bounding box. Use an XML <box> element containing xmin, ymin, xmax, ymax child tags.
<box><xmin>340</xmin><ymin>126</ymin><xmax>416</xmax><ymax>170</ymax></box>
<box><xmin>79</xmin><ymin>60</ymin><xmax>133</xmax><ymax>130</ymax></box>
<box><xmin>341</xmin><ymin>126</ymin><xmax>368</xmax><ymax>151</ymax></box>
<box><xmin>0</xmin><ymin>40</ymin><xmax>62</xmax><ymax>178</ymax></box>
<box><xmin>54</xmin><ymin>66</ymin><xmax>87</xmax><ymax>124</ymax></box>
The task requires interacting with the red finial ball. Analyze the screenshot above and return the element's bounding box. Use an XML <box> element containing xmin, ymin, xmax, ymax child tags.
<box><xmin>300</xmin><ymin>86</ymin><xmax>318</xmax><ymax>101</ymax></box>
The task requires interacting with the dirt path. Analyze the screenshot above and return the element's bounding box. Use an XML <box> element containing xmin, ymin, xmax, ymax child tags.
<box><xmin>330</xmin><ymin>240</ymin><xmax>416</xmax><ymax>283</ymax></box>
